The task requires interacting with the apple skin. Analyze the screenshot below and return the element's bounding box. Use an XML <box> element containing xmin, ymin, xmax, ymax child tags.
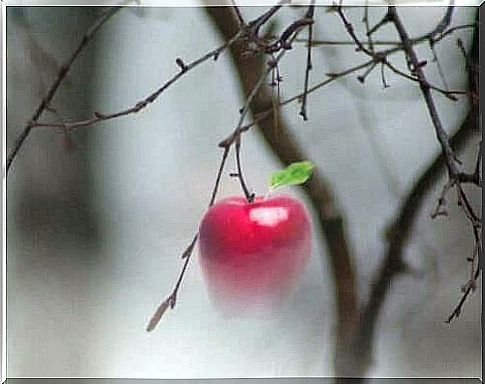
<box><xmin>199</xmin><ymin>194</ymin><xmax>312</xmax><ymax>311</ymax></box>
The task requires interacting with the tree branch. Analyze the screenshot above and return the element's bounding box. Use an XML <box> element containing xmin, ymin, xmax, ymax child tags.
<box><xmin>349</xmin><ymin>10</ymin><xmax>480</xmax><ymax>376</ymax></box>
<box><xmin>147</xmin><ymin>4</ymin><xmax>305</xmax><ymax>331</ymax></box>
<box><xmin>146</xmin><ymin>145</ymin><xmax>230</xmax><ymax>331</ymax></box>
<box><xmin>206</xmin><ymin>6</ymin><xmax>359</xmax><ymax>376</ymax></box>
<box><xmin>6</xmin><ymin>6</ymin><xmax>121</xmax><ymax>175</ymax></box>
<box><xmin>299</xmin><ymin>2</ymin><xmax>315</xmax><ymax>121</ymax></box>
<box><xmin>32</xmin><ymin>31</ymin><xmax>243</xmax><ymax>130</ymax></box>
<box><xmin>353</xmin><ymin>106</ymin><xmax>479</xmax><ymax>373</ymax></box>
<box><xmin>335</xmin><ymin>6</ymin><xmax>466</xmax><ymax>101</ymax></box>
<box><xmin>388</xmin><ymin>6</ymin><xmax>460</xmax><ymax>178</ymax></box>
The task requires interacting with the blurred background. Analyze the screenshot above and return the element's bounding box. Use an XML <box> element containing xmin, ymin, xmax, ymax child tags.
<box><xmin>6</xmin><ymin>5</ymin><xmax>481</xmax><ymax>379</ymax></box>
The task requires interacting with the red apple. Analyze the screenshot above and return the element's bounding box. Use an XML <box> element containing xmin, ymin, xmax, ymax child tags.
<box><xmin>199</xmin><ymin>194</ymin><xmax>312</xmax><ymax>312</ymax></box>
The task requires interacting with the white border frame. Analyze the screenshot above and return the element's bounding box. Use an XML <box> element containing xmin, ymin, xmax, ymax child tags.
<box><xmin>0</xmin><ymin>2</ymin><xmax>481</xmax><ymax>382</ymax></box>
<box><xmin>1</xmin><ymin>1</ymin><xmax>7</xmax><ymax>382</ymax></box>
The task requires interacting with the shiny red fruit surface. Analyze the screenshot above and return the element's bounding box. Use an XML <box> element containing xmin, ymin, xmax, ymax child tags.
<box><xmin>199</xmin><ymin>194</ymin><xmax>312</xmax><ymax>311</ymax></box>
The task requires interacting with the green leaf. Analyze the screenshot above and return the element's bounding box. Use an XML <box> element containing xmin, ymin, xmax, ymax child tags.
<box><xmin>269</xmin><ymin>161</ymin><xmax>315</xmax><ymax>190</ymax></box>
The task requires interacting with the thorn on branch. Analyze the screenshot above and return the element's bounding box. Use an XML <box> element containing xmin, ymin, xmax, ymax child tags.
<box><xmin>410</xmin><ymin>60</ymin><xmax>428</xmax><ymax>76</ymax></box>
<box><xmin>445</xmin><ymin>93</ymin><xmax>458</xmax><ymax>102</ymax></box>
<box><xmin>93</xmin><ymin>111</ymin><xmax>106</xmax><ymax>119</ymax></box>
<box><xmin>181</xmin><ymin>234</ymin><xmax>198</xmax><ymax>259</ymax></box>
<box><xmin>416</xmin><ymin>60</ymin><xmax>428</xmax><ymax>69</ymax></box>
<box><xmin>358</xmin><ymin>63</ymin><xmax>377</xmax><ymax>84</ymax></box>
<box><xmin>176</xmin><ymin>58</ymin><xmax>187</xmax><ymax>72</ymax></box>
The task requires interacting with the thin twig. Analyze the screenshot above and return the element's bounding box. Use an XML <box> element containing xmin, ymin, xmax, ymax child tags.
<box><xmin>147</xmin><ymin>19</ymin><xmax>298</xmax><ymax>329</ymax></box>
<box><xmin>230</xmin><ymin>0</ymin><xmax>246</xmax><ymax>27</ymax></box>
<box><xmin>300</xmin><ymin>21</ymin><xmax>475</xmax><ymax>48</ymax></box>
<box><xmin>380</xmin><ymin>62</ymin><xmax>389</xmax><ymax>88</ymax></box>
<box><xmin>146</xmin><ymin>145</ymin><xmax>230</xmax><ymax>332</ymax></box>
<box><xmin>234</xmin><ymin>136</ymin><xmax>255</xmax><ymax>202</ymax></box>
<box><xmin>388</xmin><ymin>6</ymin><xmax>460</xmax><ymax>178</ymax></box>
<box><xmin>429</xmin><ymin>41</ymin><xmax>450</xmax><ymax>91</ymax></box>
<box><xmin>6</xmin><ymin>6</ymin><xmax>121</xmax><ymax>175</ymax></box>
<box><xmin>207</xmin><ymin>8</ymin><xmax>358</xmax><ymax>380</ymax></box>
<box><xmin>147</xmin><ymin>6</ymin><xmax>306</xmax><ymax>332</ymax></box>
<box><xmin>362</xmin><ymin>4</ymin><xmax>374</xmax><ymax>53</ymax></box>
<box><xmin>367</xmin><ymin>9</ymin><xmax>392</xmax><ymax>36</ymax></box>
<box><xmin>354</xmin><ymin>106</ymin><xmax>479</xmax><ymax>372</ymax></box>
<box><xmin>33</xmin><ymin>31</ymin><xmax>244</xmax><ymax>131</ymax></box>
<box><xmin>299</xmin><ymin>2</ymin><xmax>315</xmax><ymax>121</ymax></box>
<box><xmin>336</xmin><ymin>6</ymin><xmax>465</xmax><ymax>101</ymax></box>
<box><xmin>28</xmin><ymin>11</ymin><xmax>473</xmax><ymax>144</ymax></box>
<box><xmin>219</xmin><ymin>35</ymin><xmax>295</xmax><ymax>149</ymax></box>
<box><xmin>446</xmin><ymin>264</ymin><xmax>480</xmax><ymax>323</ymax></box>
<box><xmin>357</xmin><ymin>62</ymin><xmax>377</xmax><ymax>84</ymax></box>
<box><xmin>299</xmin><ymin>39</ymin><xmax>399</xmax><ymax>47</ymax></box>
<box><xmin>336</xmin><ymin>6</ymin><xmax>373</xmax><ymax>55</ymax></box>
<box><xmin>237</xmin><ymin>59</ymin><xmax>376</xmax><ymax>135</ymax></box>
<box><xmin>386</xmin><ymin>5</ymin><xmax>482</xmax><ymax>325</ymax></box>
<box><xmin>383</xmin><ymin>60</ymin><xmax>463</xmax><ymax>101</ymax></box>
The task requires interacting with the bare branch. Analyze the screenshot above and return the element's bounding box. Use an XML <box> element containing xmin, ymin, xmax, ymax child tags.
<box><xmin>206</xmin><ymin>6</ymin><xmax>358</xmax><ymax>378</ymax></box>
<box><xmin>234</xmin><ymin>136</ymin><xmax>255</xmax><ymax>202</ymax></box>
<box><xmin>367</xmin><ymin>10</ymin><xmax>392</xmax><ymax>36</ymax></box>
<box><xmin>388</xmin><ymin>6</ymin><xmax>460</xmax><ymax>178</ymax></box>
<box><xmin>147</xmin><ymin>4</ymin><xmax>305</xmax><ymax>331</ymax></box>
<box><xmin>6</xmin><ymin>6</ymin><xmax>121</xmax><ymax>174</ymax></box>
<box><xmin>248</xmin><ymin>1</ymin><xmax>288</xmax><ymax>34</ymax></box>
<box><xmin>335</xmin><ymin>6</ymin><xmax>466</xmax><ymax>101</ymax></box>
<box><xmin>146</xmin><ymin>145</ymin><xmax>230</xmax><ymax>332</ymax></box>
<box><xmin>33</xmin><ymin>31</ymin><xmax>243</xmax><ymax>131</ymax></box>
<box><xmin>446</xmin><ymin>257</ymin><xmax>480</xmax><ymax>323</ymax></box>
<box><xmin>300</xmin><ymin>21</ymin><xmax>476</xmax><ymax>48</ymax></box>
<box><xmin>236</xmin><ymin>59</ymin><xmax>376</xmax><ymax>136</ymax></box>
<box><xmin>354</xmin><ymin>106</ymin><xmax>479</xmax><ymax>374</ymax></box>
<box><xmin>382</xmin><ymin>60</ymin><xmax>464</xmax><ymax>100</ymax></box>
<box><xmin>230</xmin><ymin>0</ymin><xmax>246</xmax><ymax>27</ymax></box>
<box><xmin>299</xmin><ymin>2</ymin><xmax>315</xmax><ymax>121</ymax></box>
<box><xmin>362</xmin><ymin>4</ymin><xmax>375</xmax><ymax>53</ymax></box>
<box><xmin>341</xmin><ymin>6</ymin><xmax>479</xmax><ymax>375</ymax></box>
